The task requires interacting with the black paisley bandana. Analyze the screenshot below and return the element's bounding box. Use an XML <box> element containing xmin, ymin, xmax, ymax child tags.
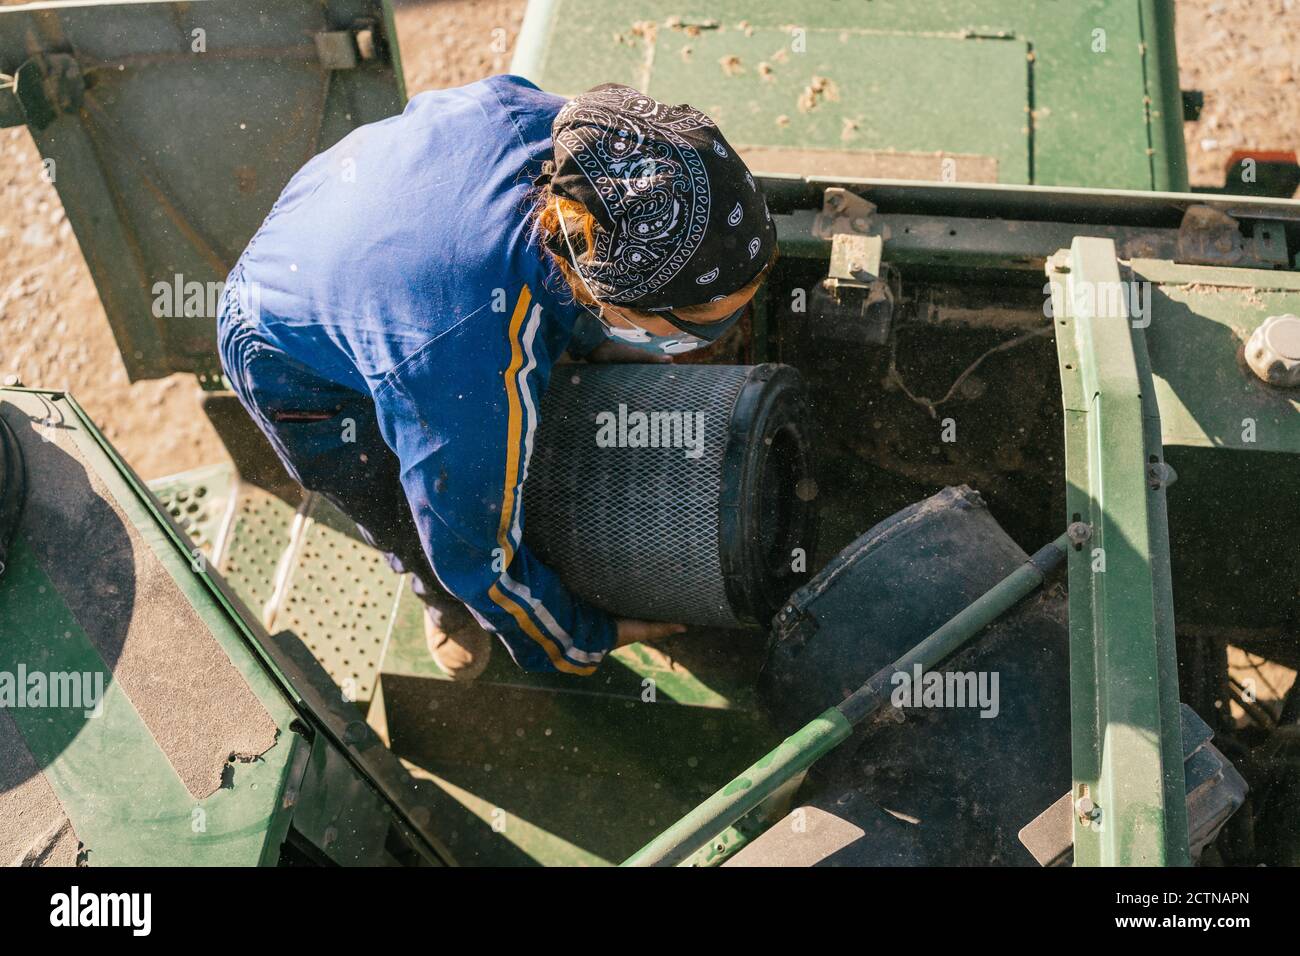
<box><xmin>545</xmin><ymin>83</ymin><xmax>776</xmax><ymax>311</ymax></box>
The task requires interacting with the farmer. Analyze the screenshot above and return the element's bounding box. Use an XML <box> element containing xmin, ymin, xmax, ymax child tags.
<box><xmin>217</xmin><ymin>77</ymin><xmax>776</xmax><ymax>680</ymax></box>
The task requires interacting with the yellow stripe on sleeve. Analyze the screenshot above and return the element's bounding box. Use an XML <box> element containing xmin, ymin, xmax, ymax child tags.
<box><xmin>485</xmin><ymin>284</ymin><xmax>597</xmax><ymax>675</ymax></box>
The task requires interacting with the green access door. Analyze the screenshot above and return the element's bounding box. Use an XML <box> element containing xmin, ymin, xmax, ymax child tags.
<box><xmin>647</xmin><ymin>29</ymin><xmax>1031</xmax><ymax>185</ymax></box>
<box><xmin>513</xmin><ymin>0</ymin><xmax>1188</xmax><ymax>192</ymax></box>
<box><xmin>0</xmin><ymin>0</ymin><xmax>407</xmax><ymax>383</ymax></box>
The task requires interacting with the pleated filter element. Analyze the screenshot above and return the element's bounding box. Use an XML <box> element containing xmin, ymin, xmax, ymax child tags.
<box><xmin>524</xmin><ymin>363</ymin><xmax>817</xmax><ymax>628</ymax></box>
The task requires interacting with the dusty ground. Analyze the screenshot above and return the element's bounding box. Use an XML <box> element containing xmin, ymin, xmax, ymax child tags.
<box><xmin>0</xmin><ymin>0</ymin><xmax>1296</xmax><ymax>479</ymax></box>
<box><xmin>1176</xmin><ymin>0</ymin><xmax>1300</xmax><ymax>190</ymax></box>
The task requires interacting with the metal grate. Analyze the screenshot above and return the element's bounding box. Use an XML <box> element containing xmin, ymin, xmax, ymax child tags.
<box><xmin>278</xmin><ymin>496</ymin><xmax>399</xmax><ymax>704</ymax></box>
<box><xmin>150</xmin><ymin>464</ymin><xmax>235</xmax><ymax>559</ymax></box>
<box><xmin>524</xmin><ymin>365</ymin><xmax>750</xmax><ymax>626</ymax></box>
<box><xmin>220</xmin><ymin>485</ymin><xmax>296</xmax><ymax>623</ymax></box>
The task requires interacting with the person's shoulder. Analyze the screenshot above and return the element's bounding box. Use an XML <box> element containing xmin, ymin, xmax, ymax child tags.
<box><xmin>479</xmin><ymin>75</ymin><xmax>568</xmax><ymax>137</ymax></box>
<box><xmin>403</xmin><ymin>75</ymin><xmax>561</xmax><ymax>114</ymax></box>
<box><xmin>481</xmin><ymin>73</ymin><xmax>562</xmax><ymax>105</ymax></box>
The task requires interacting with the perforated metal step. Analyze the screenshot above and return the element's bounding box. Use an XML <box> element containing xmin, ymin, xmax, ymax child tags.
<box><xmin>149</xmin><ymin>467</ymin><xmax>399</xmax><ymax>707</ymax></box>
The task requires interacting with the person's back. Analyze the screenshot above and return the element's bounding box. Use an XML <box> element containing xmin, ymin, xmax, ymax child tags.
<box><xmin>218</xmin><ymin>77</ymin><xmax>774</xmax><ymax>680</ymax></box>
<box><xmin>227</xmin><ymin>74</ymin><xmax>580</xmax><ymax>395</ymax></box>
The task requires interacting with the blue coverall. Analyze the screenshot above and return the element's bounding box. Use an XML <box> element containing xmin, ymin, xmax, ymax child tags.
<box><xmin>217</xmin><ymin>76</ymin><xmax>616</xmax><ymax>675</ymax></box>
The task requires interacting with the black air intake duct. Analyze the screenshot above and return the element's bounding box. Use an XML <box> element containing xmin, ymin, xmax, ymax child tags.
<box><xmin>524</xmin><ymin>363</ymin><xmax>817</xmax><ymax>628</ymax></box>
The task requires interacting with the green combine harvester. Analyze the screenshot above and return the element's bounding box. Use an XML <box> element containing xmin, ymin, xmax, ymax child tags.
<box><xmin>0</xmin><ymin>0</ymin><xmax>1296</xmax><ymax>868</ymax></box>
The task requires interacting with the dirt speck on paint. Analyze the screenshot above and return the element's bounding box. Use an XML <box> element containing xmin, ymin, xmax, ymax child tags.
<box><xmin>630</xmin><ymin>19</ymin><xmax>658</xmax><ymax>44</ymax></box>
<box><xmin>665</xmin><ymin>15</ymin><xmax>719</xmax><ymax>38</ymax></box>
<box><xmin>798</xmin><ymin>75</ymin><xmax>840</xmax><ymax>113</ymax></box>
<box><xmin>719</xmin><ymin>54</ymin><xmax>744</xmax><ymax>76</ymax></box>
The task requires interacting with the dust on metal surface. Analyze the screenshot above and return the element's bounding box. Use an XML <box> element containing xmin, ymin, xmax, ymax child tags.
<box><xmin>514</xmin><ymin>0</ymin><xmax>1186</xmax><ymax>190</ymax></box>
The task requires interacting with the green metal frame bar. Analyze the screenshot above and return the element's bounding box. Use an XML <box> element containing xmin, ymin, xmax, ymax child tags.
<box><xmin>760</xmin><ymin>178</ymin><xmax>1300</xmax><ymax>278</ymax></box>
<box><xmin>625</xmin><ymin>534</ymin><xmax>1070</xmax><ymax>867</ymax></box>
<box><xmin>1049</xmin><ymin>237</ymin><xmax>1190</xmax><ymax>866</ymax></box>
<box><xmin>1137</xmin><ymin>0</ymin><xmax>1189</xmax><ymax>192</ymax></box>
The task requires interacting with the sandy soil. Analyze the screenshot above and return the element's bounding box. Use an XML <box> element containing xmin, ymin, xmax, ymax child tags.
<box><xmin>0</xmin><ymin>0</ymin><xmax>1295</xmax><ymax>479</ymax></box>
<box><xmin>0</xmin><ymin>128</ymin><xmax>225</xmax><ymax>476</ymax></box>
<box><xmin>1176</xmin><ymin>0</ymin><xmax>1300</xmax><ymax>190</ymax></box>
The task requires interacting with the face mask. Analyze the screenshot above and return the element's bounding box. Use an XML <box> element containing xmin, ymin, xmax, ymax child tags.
<box><xmin>554</xmin><ymin>201</ymin><xmax>718</xmax><ymax>355</ymax></box>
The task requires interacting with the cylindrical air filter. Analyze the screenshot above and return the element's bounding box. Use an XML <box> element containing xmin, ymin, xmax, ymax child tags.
<box><xmin>523</xmin><ymin>363</ymin><xmax>817</xmax><ymax>627</ymax></box>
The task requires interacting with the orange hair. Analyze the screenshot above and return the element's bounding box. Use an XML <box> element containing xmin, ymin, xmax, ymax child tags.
<box><xmin>531</xmin><ymin>186</ymin><xmax>774</xmax><ymax>320</ymax></box>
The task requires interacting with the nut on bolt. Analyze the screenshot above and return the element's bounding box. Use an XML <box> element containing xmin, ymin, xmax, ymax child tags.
<box><xmin>1147</xmin><ymin>460</ymin><xmax>1178</xmax><ymax>490</ymax></box>
<box><xmin>1075</xmin><ymin>794</ymin><xmax>1101</xmax><ymax>828</ymax></box>
<box><xmin>1066</xmin><ymin>521</ymin><xmax>1092</xmax><ymax>547</ymax></box>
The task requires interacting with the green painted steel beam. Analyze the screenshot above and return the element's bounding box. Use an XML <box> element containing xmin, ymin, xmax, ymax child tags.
<box><xmin>763</xmin><ymin>180</ymin><xmax>1300</xmax><ymax>286</ymax></box>
<box><xmin>623</xmin><ymin>710</ymin><xmax>852</xmax><ymax>867</ymax></box>
<box><xmin>1137</xmin><ymin>0</ymin><xmax>1188</xmax><ymax>192</ymax></box>
<box><xmin>1048</xmin><ymin>237</ymin><xmax>1190</xmax><ymax>866</ymax></box>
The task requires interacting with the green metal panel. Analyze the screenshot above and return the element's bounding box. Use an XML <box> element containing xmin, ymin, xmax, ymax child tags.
<box><xmin>0</xmin><ymin>0</ymin><xmax>407</xmax><ymax>382</ymax></box>
<box><xmin>642</xmin><ymin>29</ymin><xmax>1031</xmax><ymax>184</ymax></box>
<box><xmin>372</xmin><ymin>585</ymin><xmax>778</xmax><ymax>865</ymax></box>
<box><xmin>1131</xmin><ymin>259</ymin><xmax>1300</xmax><ymax>453</ymax></box>
<box><xmin>0</xmin><ymin>389</ymin><xmax>303</xmax><ymax>864</ymax></box>
<box><xmin>273</xmin><ymin>495</ymin><xmax>401</xmax><ymax>706</ymax></box>
<box><xmin>1126</xmin><ymin>259</ymin><xmax>1300</xmax><ymax>640</ymax></box>
<box><xmin>1</xmin><ymin>389</ymin><xmax>453</xmax><ymax>864</ymax></box>
<box><xmin>0</xmin><ymin>538</ymin><xmax>304</xmax><ymax>865</ymax></box>
<box><xmin>1048</xmin><ymin>238</ymin><xmax>1189</xmax><ymax>866</ymax></box>
<box><xmin>513</xmin><ymin>0</ymin><xmax>1188</xmax><ymax>191</ymax></box>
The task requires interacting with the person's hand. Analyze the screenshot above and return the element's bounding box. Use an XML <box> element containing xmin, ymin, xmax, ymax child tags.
<box><xmin>587</xmin><ymin>340</ymin><xmax>671</xmax><ymax>364</ymax></box>
<box><xmin>616</xmin><ymin>618</ymin><xmax>687</xmax><ymax>647</ymax></box>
